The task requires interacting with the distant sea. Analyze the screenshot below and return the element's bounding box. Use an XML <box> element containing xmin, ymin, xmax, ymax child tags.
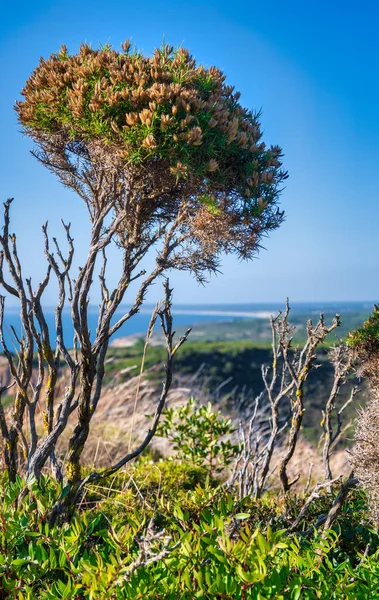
<box><xmin>0</xmin><ymin>302</ymin><xmax>373</xmax><ymax>351</ymax></box>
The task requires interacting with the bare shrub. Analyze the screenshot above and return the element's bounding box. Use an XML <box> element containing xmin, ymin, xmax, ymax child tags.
<box><xmin>349</xmin><ymin>309</ymin><xmax>379</xmax><ymax>524</ymax></box>
<box><xmin>229</xmin><ymin>301</ymin><xmax>359</xmax><ymax>528</ymax></box>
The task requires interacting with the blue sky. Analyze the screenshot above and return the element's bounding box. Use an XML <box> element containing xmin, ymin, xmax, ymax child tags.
<box><xmin>0</xmin><ymin>0</ymin><xmax>378</xmax><ymax>304</ymax></box>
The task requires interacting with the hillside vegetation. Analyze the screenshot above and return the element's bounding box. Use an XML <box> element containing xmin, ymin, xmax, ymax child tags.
<box><xmin>0</xmin><ymin>35</ymin><xmax>376</xmax><ymax>599</ymax></box>
<box><xmin>0</xmin><ymin>413</ymin><xmax>377</xmax><ymax>599</ymax></box>
<box><xmin>104</xmin><ymin>339</ymin><xmax>364</xmax><ymax>445</ymax></box>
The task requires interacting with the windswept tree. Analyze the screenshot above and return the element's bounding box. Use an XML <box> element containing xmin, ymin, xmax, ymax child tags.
<box><xmin>0</xmin><ymin>40</ymin><xmax>286</xmax><ymax>508</ymax></box>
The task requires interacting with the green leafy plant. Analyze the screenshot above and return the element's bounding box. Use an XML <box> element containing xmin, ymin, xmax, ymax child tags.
<box><xmin>156</xmin><ymin>397</ymin><xmax>240</xmax><ymax>475</ymax></box>
<box><xmin>0</xmin><ymin>467</ymin><xmax>378</xmax><ymax>599</ymax></box>
<box><xmin>347</xmin><ymin>308</ymin><xmax>379</xmax><ymax>352</ymax></box>
<box><xmin>0</xmin><ymin>473</ymin><xmax>378</xmax><ymax>598</ymax></box>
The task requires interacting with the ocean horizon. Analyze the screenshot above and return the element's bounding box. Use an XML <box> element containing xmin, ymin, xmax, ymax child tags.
<box><xmin>0</xmin><ymin>301</ymin><xmax>373</xmax><ymax>351</ymax></box>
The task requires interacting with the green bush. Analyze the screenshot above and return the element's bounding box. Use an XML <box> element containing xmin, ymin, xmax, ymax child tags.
<box><xmin>1</xmin><ymin>472</ymin><xmax>379</xmax><ymax>599</ymax></box>
<box><xmin>156</xmin><ymin>397</ymin><xmax>240</xmax><ymax>475</ymax></box>
<box><xmin>87</xmin><ymin>458</ymin><xmax>211</xmax><ymax>526</ymax></box>
<box><xmin>0</xmin><ymin>398</ymin><xmax>377</xmax><ymax>599</ymax></box>
<box><xmin>347</xmin><ymin>309</ymin><xmax>379</xmax><ymax>352</ymax></box>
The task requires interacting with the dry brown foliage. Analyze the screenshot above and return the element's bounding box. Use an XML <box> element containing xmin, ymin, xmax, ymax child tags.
<box><xmin>16</xmin><ymin>41</ymin><xmax>287</xmax><ymax>269</ymax></box>
<box><xmin>350</xmin><ymin>332</ymin><xmax>379</xmax><ymax>524</ymax></box>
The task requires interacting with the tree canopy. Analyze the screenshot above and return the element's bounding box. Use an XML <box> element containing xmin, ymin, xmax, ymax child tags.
<box><xmin>16</xmin><ymin>41</ymin><xmax>287</xmax><ymax>268</ymax></box>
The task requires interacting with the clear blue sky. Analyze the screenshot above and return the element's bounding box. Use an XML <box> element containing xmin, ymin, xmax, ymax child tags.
<box><xmin>1</xmin><ymin>0</ymin><xmax>378</xmax><ymax>304</ymax></box>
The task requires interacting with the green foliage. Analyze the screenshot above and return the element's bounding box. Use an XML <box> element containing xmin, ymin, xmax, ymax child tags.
<box><xmin>17</xmin><ymin>42</ymin><xmax>285</xmax><ymax>206</ymax></box>
<box><xmin>156</xmin><ymin>397</ymin><xmax>239</xmax><ymax>474</ymax></box>
<box><xmin>16</xmin><ymin>40</ymin><xmax>287</xmax><ymax>262</ymax></box>
<box><xmin>1</xmin><ymin>471</ymin><xmax>379</xmax><ymax>599</ymax></box>
<box><xmin>347</xmin><ymin>308</ymin><xmax>379</xmax><ymax>352</ymax></box>
<box><xmin>86</xmin><ymin>457</ymin><xmax>211</xmax><ymax>525</ymax></box>
<box><xmin>0</xmin><ymin>395</ymin><xmax>14</xmax><ymax>409</ymax></box>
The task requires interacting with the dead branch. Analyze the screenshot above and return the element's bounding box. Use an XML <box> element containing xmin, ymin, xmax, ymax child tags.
<box><xmin>116</xmin><ymin>519</ymin><xmax>180</xmax><ymax>584</ymax></box>
<box><xmin>321</xmin><ymin>345</ymin><xmax>358</xmax><ymax>482</ymax></box>
<box><xmin>229</xmin><ymin>302</ymin><xmax>357</xmax><ymax>501</ymax></box>
<box><xmin>288</xmin><ymin>475</ymin><xmax>342</xmax><ymax>533</ymax></box>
